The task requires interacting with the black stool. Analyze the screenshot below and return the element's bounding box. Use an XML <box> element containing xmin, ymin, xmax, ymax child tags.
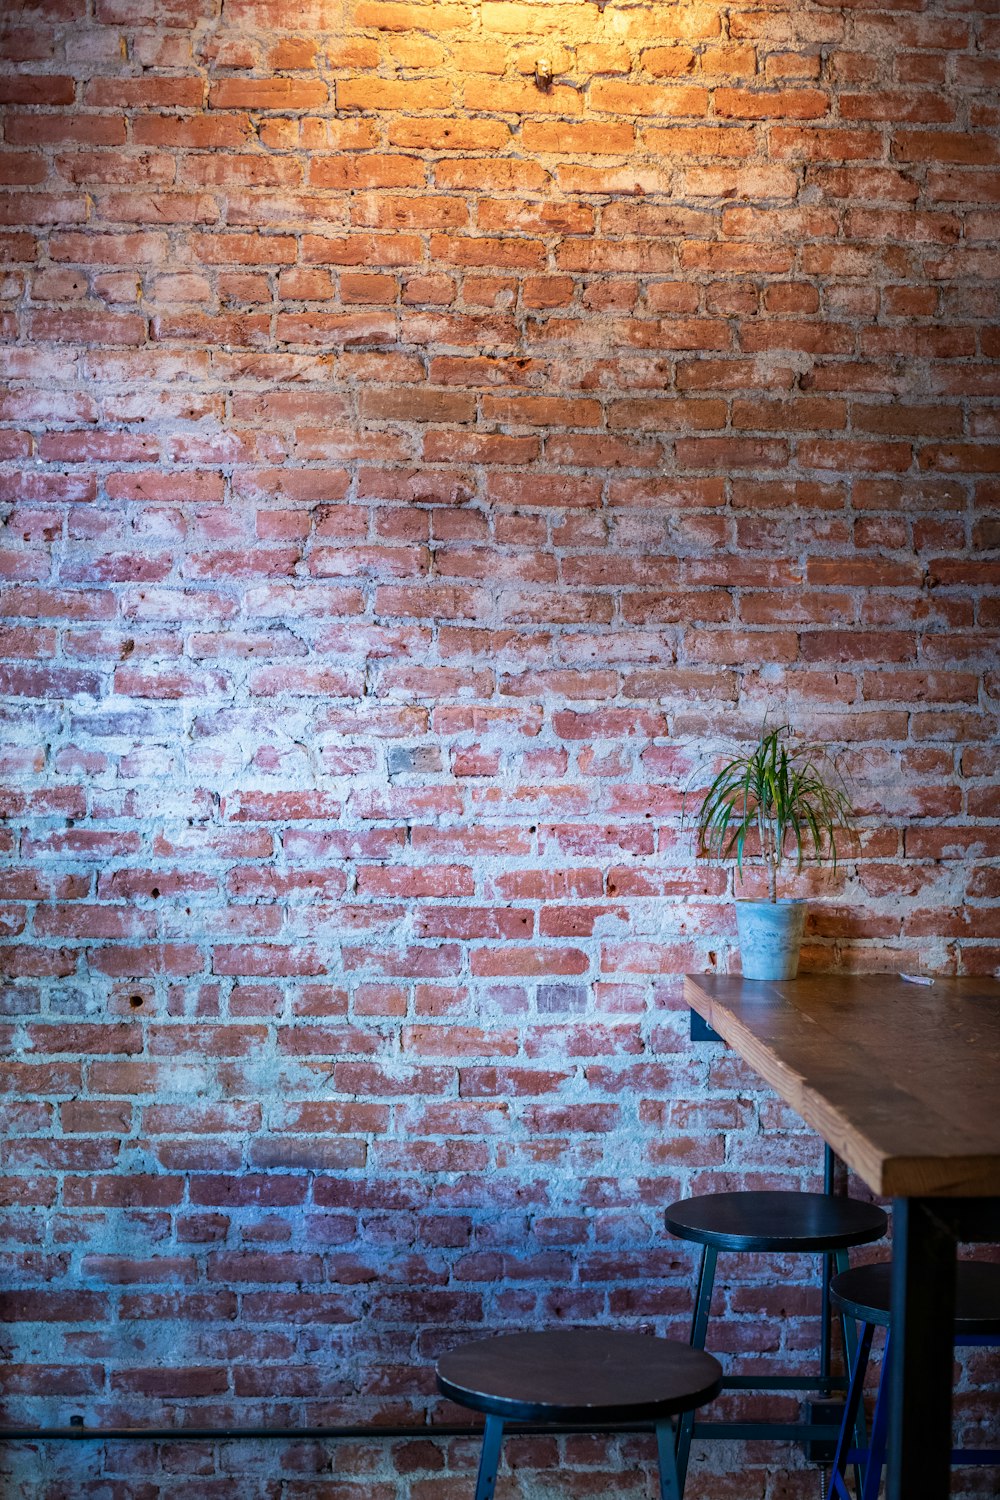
<box><xmin>665</xmin><ymin>1189</ymin><xmax>889</xmax><ymax>1487</ymax></box>
<box><xmin>437</xmin><ymin>1328</ymin><xmax>722</xmax><ymax>1499</ymax></box>
<box><xmin>827</xmin><ymin>1259</ymin><xmax>1000</xmax><ymax>1500</ymax></box>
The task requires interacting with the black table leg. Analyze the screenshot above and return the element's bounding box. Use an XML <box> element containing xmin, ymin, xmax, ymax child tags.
<box><xmin>820</xmin><ymin>1143</ymin><xmax>835</xmax><ymax>1393</ymax></box>
<box><xmin>887</xmin><ymin>1198</ymin><xmax>956</xmax><ymax>1500</ymax></box>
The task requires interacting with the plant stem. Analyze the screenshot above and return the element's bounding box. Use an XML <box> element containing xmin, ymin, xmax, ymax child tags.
<box><xmin>759</xmin><ymin>810</ymin><xmax>779</xmax><ymax>903</ymax></box>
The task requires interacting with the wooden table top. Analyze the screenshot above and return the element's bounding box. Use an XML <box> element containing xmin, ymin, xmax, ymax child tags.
<box><xmin>685</xmin><ymin>973</ymin><xmax>1000</xmax><ymax>1199</ymax></box>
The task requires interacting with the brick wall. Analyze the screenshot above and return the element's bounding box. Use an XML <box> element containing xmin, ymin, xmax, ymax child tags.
<box><xmin>1</xmin><ymin>0</ymin><xmax>998</xmax><ymax>1494</ymax></box>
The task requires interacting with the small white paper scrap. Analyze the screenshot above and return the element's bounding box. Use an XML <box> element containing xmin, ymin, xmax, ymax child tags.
<box><xmin>899</xmin><ymin>972</ymin><xmax>934</xmax><ymax>986</ymax></box>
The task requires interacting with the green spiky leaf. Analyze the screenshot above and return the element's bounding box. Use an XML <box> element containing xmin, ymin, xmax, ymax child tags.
<box><xmin>682</xmin><ymin>723</ymin><xmax>857</xmax><ymax>903</ymax></box>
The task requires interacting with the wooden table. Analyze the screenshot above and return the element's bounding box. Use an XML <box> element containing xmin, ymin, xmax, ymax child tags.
<box><xmin>685</xmin><ymin>972</ymin><xmax>1000</xmax><ymax>1500</ymax></box>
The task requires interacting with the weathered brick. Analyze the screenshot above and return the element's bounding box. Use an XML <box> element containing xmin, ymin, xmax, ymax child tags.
<box><xmin>0</xmin><ymin>1</ymin><xmax>996</xmax><ymax>1490</ymax></box>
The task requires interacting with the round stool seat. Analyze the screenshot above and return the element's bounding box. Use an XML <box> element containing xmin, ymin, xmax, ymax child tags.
<box><xmin>665</xmin><ymin>1190</ymin><xmax>888</xmax><ymax>1253</ymax></box>
<box><xmin>437</xmin><ymin>1329</ymin><xmax>723</xmax><ymax>1425</ymax></box>
<box><xmin>831</xmin><ymin>1259</ymin><xmax>1000</xmax><ymax>1333</ymax></box>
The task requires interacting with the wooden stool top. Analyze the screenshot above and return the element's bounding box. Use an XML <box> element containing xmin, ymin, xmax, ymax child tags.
<box><xmin>665</xmin><ymin>1190</ymin><xmax>888</xmax><ymax>1253</ymax></box>
<box><xmin>831</xmin><ymin>1260</ymin><xmax>1000</xmax><ymax>1333</ymax></box>
<box><xmin>436</xmin><ymin>1329</ymin><xmax>722</xmax><ymax>1424</ymax></box>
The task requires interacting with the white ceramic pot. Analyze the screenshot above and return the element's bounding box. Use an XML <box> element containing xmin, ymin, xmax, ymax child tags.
<box><xmin>735</xmin><ymin>899</ymin><xmax>807</xmax><ymax>981</ymax></box>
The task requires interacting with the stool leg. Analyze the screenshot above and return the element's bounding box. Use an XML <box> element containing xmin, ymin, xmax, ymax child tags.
<box><xmin>826</xmin><ymin>1319</ymin><xmax>874</xmax><ymax>1500</ymax></box>
<box><xmin>833</xmin><ymin>1247</ymin><xmax>867</xmax><ymax>1500</ymax></box>
<box><xmin>474</xmin><ymin>1414</ymin><xmax>504</xmax><ymax>1500</ymax></box>
<box><xmin>862</xmin><ymin>1330</ymin><xmax>891</xmax><ymax>1500</ymax></box>
<box><xmin>657</xmin><ymin>1419</ymin><xmax>681</xmax><ymax>1500</ymax></box>
<box><xmin>675</xmin><ymin>1244</ymin><xmax>717</xmax><ymax>1492</ymax></box>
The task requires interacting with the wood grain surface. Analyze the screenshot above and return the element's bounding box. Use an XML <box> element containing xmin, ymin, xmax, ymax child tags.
<box><xmin>437</xmin><ymin>1329</ymin><xmax>723</xmax><ymax>1423</ymax></box>
<box><xmin>685</xmin><ymin>973</ymin><xmax>1000</xmax><ymax>1198</ymax></box>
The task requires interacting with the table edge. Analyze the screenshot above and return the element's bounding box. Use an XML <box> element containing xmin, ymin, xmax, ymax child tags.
<box><xmin>684</xmin><ymin>975</ymin><xmax>1000</xmax><ymax>1199</ymax></box>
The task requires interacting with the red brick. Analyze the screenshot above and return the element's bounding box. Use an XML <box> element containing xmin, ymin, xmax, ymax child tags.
<box><xmin>521</xmin><ymin>119</ymin><xmax>635</xmax><ymax>154</ymax></box>
<box><xmin>133</xmin><ymin>113</ymin><xmax>253</xmax><ymax>148</ymax></box>
<box><xmin>770</xmin><ymin>127</ymin><xmax>882</xmax><ymax>160</ymax></box>
<box><xmin>208</xmin><ymin>78</ymin><xmax>328</xmax><ymax>110</ymax></box>
<box><xmin>0</xmin><ymin>5</ymin><xmax>998</xmax><ymax>1479</ymax></box>
<box><xmin>717</xmin><ymin>87</ymin><xmax>829</xmax><ymax>120</ymax></box>
<box><xmin>0</xmin><ymin>75</ymin><xmax>75</xmax><ymax>105</ymax></box>
<box><xmin>85</xmin><ymin>76</ymin><xmax>204</xmax><ymax>108</ymax></box>
<box><xmin>591</xmin><ymin>81</ymin><xmax>709</xmax><ymax>117</ymax></box>
<box><xmin>894</xmin><ymin>131</ymin><xmax>1000</xmax><ymax>166</ymax></box>
<box><xmin>390</xmin><ymin>118</ymin><xmax>508</xmax><ymax>151</ymax></box>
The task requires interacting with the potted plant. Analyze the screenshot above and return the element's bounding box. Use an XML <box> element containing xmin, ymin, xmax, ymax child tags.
<box><xmin>686</xmin><ymin>724</ymin><xmax>856</xmax><ymax>981</ymax></box>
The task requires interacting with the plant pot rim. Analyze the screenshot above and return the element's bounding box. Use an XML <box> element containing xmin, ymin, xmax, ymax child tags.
<box><xmin>734</xmin><ymin>897</ymin><xmax>807</xmax><ymax>907</ymax></box>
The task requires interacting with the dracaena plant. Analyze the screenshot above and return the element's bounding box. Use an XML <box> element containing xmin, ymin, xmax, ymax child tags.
<box><xmin>687</xmin><ymin>724</ymin><xmax>856</xmax><ymax>904</ymax></box>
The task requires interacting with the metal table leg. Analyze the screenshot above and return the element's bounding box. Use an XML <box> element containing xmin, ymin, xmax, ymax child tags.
<box><xmin>887</xmin><ymin>1198</ymin><xmax>956</xmax><ymax>1500</ymax></box>
<box><xmin>821</xmin><ymin>1143</ymin><xmax>835</xmax><ymax>1393</ymax></box>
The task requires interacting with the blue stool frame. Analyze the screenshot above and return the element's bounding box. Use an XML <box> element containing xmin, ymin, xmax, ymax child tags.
<box><xmin>827</xmin><ymin>1325</ymin><xmax>1000</xmax><ymax>1500</ymax></box>
<box><xmin>472</xmin><ymin>1414</ymin><xmax>684</xmax><ymax>1500</ymax></box>
<box><xmin>676</xmin><ymin>1241</ymin><xmax>866</xmax><ymax>1493</ymax></box>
